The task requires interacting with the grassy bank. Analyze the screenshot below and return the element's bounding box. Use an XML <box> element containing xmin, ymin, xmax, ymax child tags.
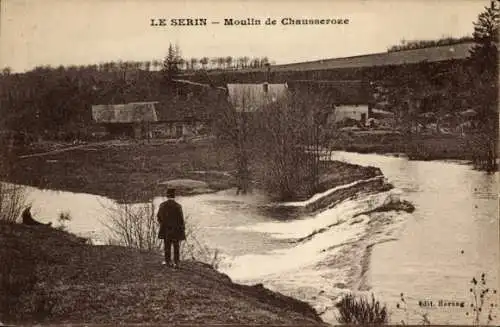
<box><xmin>0</xmin><ymin>221</ymin><xmax>325</xmax><ymax>325</ymax></box>
<box><xmin>6</xmin><ymin>139</ymin><xmax>237</xmax><ymax>203</ymax></box>
<box><xmin>4</xmin><ymin>139</ymin><xmax>383</xmax><ymax>203</ymax></box>
<box><xmin>331</xmin><ymin>131</ymin><xmax>496</xmax><ymax>162</ymax></box>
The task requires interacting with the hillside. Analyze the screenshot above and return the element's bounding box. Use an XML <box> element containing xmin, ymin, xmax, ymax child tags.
<box><xmin>0</xmin><ymin>222</ymin><xmax>326</xmax><ymax>325</ymax></box>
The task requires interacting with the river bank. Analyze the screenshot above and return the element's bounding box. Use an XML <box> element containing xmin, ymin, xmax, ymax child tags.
<box><xmin>0</xmin><ymin>221</ymin><xmax>326</xmax><ymax>326</ymax></box>
<box><xmin>330</xmin><ymin>131</ymin><xmax>497</xmax><ymax>164</ymax></box>
<box><xmin>4</xmin><ymin>139</ymin><xmax>383</xmax><ymax>203</ymax></box>
<box><xmin>1</xmin><ymin>150</ymin><xmax>495</xmax><ymax>325</ymax></box>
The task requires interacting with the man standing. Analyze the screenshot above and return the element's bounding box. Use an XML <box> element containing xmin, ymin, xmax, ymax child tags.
<box><xmin>157</xmin><ymin>188</ymin><xmax>186</xmax><ymax>268</ymax></box>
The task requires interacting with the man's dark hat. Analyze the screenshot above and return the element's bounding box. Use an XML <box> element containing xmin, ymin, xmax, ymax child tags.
<box><xmin>167</xmin><ymin>188</ymin><xmax>176</xmax><ymax>198</ymax></box>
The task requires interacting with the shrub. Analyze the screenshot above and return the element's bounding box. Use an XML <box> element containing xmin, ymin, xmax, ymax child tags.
<box><xmin>335</xmin><ymin>293</ymin><xmax>388</xmax><ymax>325</ymax></box>
<box><xmin>102</xmin><ymin>201</ymin><xmax>224</xmax><ymax>269</ymax></box>
<box><xmin>56</xmin><ymin>211</ymin><xmax>72</xmax><ymax>231</ymax></box>
<box><xmin>466</xmin><ymin>273</ymin><xmax>498</xmax><ymax>325</ymax></box>
<box><xmin>0</xmin><ymin>183</ymin><xmax>28</xmax><ymax>223</ymax></box>
<box><xmin>101</xmin><ymin>201</ymin><xmax>161</xmax><ymax>252</ymax></box>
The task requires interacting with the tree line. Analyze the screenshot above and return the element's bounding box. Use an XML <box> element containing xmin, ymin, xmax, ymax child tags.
<box><xmin>0</xmin><ymin>52</ymin><xmax>273</xmax><ymax>77</ymax></box>
<box><xmin>162</xmin><ymin>43</ymin><xmax>273</xmax><ymax>76</ymax></box>
<box><xmin>387</xmin><ymin>36</ymin><xmax>474</xmax><ymax>52</ymax></box>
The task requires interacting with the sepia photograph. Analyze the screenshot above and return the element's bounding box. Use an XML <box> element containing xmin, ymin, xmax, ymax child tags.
<box><xmin>0</xmin><ymin>0</ymin><xmax>498</xmax><ymax>325</ymax></box>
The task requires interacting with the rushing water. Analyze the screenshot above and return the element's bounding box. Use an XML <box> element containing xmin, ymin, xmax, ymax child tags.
<box><xmin>4</xmin><ymin>151</ymin><xmax>498</xmax><ymax>325</ymax></box>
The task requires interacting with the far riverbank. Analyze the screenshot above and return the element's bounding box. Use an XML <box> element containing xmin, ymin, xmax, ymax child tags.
<box><xmin>3</xmin><ymin>139</ymin><xmax>382</xmax><ymax>204</ymax></box>
<box><xmin>330</xmin><ymin>131</ymin><xmax>497</xmax><ymax>167</ymax></box>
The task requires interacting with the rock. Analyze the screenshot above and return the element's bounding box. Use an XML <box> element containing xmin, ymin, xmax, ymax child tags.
<box><xmin>333</xmin><ymin>283</ymin><xmax>347</xmax><ymax>289</ymax></box>
<box><xmin>159</xmin><ymin>179</ymin><xmax>209</xmax><ymax>189</ymax></box>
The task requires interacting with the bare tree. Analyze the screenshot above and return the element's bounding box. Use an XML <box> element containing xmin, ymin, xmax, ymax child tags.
<box><xmin>210</xmin><ymin>57</ymin><xmax>218</xmax><ymax>69</ymax></box>
<box><xmin>200</xmin><ymin>57</ymin><xmax>209</xmax><ymax>70</ymax></box>
<box><xmin>101</xmin><ymin>201</ymin><xmax>161</xmax><ymax>251</ymax></box>
<box><xmin>217</xmin><ymin>57</ymin><xmax>225</xmax><ymax>70</ymax></box>
<box><xmin>190</xmin><ymin>58</ymin><xmax>198</xmax><ymax>71</ymax></box>
<box><xmin>216</xmin><ymin>85</ymin><xmax>333</xmax><ymax>199</ymax></box>
<box><xmin>242</xmin><ymin>56</ymin><xmax>250</xmax><ymax>68</ymax></box>
<box><xmin>260</xmin><ymin>57</ymin><xmax>269</xmax><ymax>67</ymax></box>
<box><xmin>0</xmin><ymin>183</ymin><xmax>28</xmax><ymax>223</ymax></box>
<box><xmin>101</xmin><ymin>200</ymin><xmax>223</xmax><ymax>268</ymax></box>
<box><xmin>1</xmin><ymin>67</ymin><xmax>12</xmax><ymax>76</ymax></box>
<box><xmin>225</xmin><ymin>56</ymin><xmax>233</xmax><ymax>69</ymax></box>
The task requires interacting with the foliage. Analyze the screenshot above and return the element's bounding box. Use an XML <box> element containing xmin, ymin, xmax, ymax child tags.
<box><xmin>215</xmin><ymin>86</ymin><xmax>335</xmax><ymax>200</ymax></box>
<box><xmin>180</xmin><ymin>221</ymin><xmax>224</xmax><ymax>269</ymax></box>
<box><xmin>468</xmin><ymin>1</ymin><xmax>499</xmax><ymax>170</ymax></box>
<box><xmin>0</xmin><ymin>40</ymin><xmax>273</xmax><ymax>143</ymax></box>
<box><xmin>387</xmin><ymin>36</ymin><xmax>473</xmax><ymax>52</ymax></box>
<box><xmin>466</xmin><ymin>273</ymin><xmax>498</xmax><ymax>326</ymax></box>
<box><xmin>163</xmin><ymin>43</ymin><xmax>182</xmax><ymax>80</ymax></box>
<box><xmin>470</xmin><ymin>1</ymin><xmax>499</xmax><ymax>75</ymax></box>
<box><xmin>101</xmin><ymin>201</ymin><xmax>161</xmax><ymax>252</ymax></box>
<box><xmin>335</xmin><ymin>293</ymin><xmax>388</xmax><ymax>324</ymax></box>
<box><xmin>0</xmin><ymin>183</ymin><xmax>28</xmax><ymax>223</ymax></box>
<box><xmin>252</xmin><ymin>93</ymin><xmax>329</xmax><ymax>200</ymax></box>
<box><xmin>102</xmin><ymin>201</ymin><xmax>223</xmax><ymax>269</ymax></box>
<box><xmin>56</xmin><ymin>210</ymin><xmax>72</xmax><ymax>231</ymax></box>
<box><xmin>396</xmin><ymin>292</ymin><xmax>431</xmax><ymax>325</ymax></box>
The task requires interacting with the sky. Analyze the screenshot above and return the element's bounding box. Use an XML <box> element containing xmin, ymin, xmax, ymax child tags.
<box><xmin>0</xmin><ymin>0</ymin><xmax>491</xmax><ymax>72</ymax></box>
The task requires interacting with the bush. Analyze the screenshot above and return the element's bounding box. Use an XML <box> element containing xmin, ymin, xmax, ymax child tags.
<box><xmin>101</xmin><ymin>201</ymin><xmax>161</xmax><ymax>252</ymax></box>
<box><xmin>335</xmin><ymin>293</ymin><xmax>388</xmax><ymax>325</ymax></box>
<box><xmin>0</xmin><ymin>183</ymin><xmax>28</xmax><ymax>223</ymax></box>
<box><xmin>102</xmin><ymin>201</ymin><xmax>224</xmax><ymax>269</ymax></box>
<box><xmin>56</xmin><ymin>211</ymin><xmax>72</xmax><ymax>231</ymax></box>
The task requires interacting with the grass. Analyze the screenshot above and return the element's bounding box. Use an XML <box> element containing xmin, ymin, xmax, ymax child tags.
<box><xmin>0</xmin><ymin>221</ymin><xmax>325</xmax><ymax>325</ymax></box>
<box><xmin>331</xmin><ymin>131</ymin><xmax>497</xmax><ymax>163</ymax></box>
<box><xmin>6</xmin><ymin>139</ymin><xmax>238</xmax><ymax>203</ymax></box>
<box><xmin>335</xmin><ymin>293</ymin><xmax>388</xmax><ymax>324</ymax></box>
<box><xmin>5</xmin><ymin>138</ymin><xmax>383</xmax><ymax>203</ymax></box>
<box><xmin>0</xmin><ymin>183</ymin><xmax>28</xmax><ymax>223</ymax></box>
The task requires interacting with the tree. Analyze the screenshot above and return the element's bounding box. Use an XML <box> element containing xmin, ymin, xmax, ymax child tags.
<box><xmin>470</xmin><ymin>0</ymin><xmax>499</xmax><ymax>75</ymax></box>
<box><xmin>152</xmin><ymin>60</ymin><xmax>161</xmax><ymax>71</ymax></box>
<box><xmin>162</xmin><ymin>43</ymin><xmax>182</xmax><ymax>80</ymax></box>
<box><xmin>210</xmin><ymin>58</ymin><xmax>218</xmax><ymax>69</ymax></box>
<box><xmin>190</xmin><ymin>58</ymin><xmax>198</xmax><ymax>71</ymax></box>
<box><xmin>260</xmin><ymin>57</ymin><xmax>269</xmax><ymax>67</ymax></box>
<box><xmin>1</xmin><ymin>67</ymin><xmax>12</xmax><ymax>76</ymax></box>
<box><xmin>242</xmin><ymin>56</ymin><xmax>250</xmax><ymax>68</ymax></box>
<box><xmin>178</xmin><ymin>58</ymin><xmax>186</xmax><ymax>71</ymax></box>
<box><xmin>236</xmin><ymin>57</ymin><xmax>244</xmax><ymax>69</ymax></box>
<box><xmin>217</xmin><ymin>57</ymin><xmax>225</xmax><ymax>69</ymax></box>
<box><xmin>200</xmin><ymin>57</ymin><xmax>209</xmax><ymax>70</ymax></box>
<box><xmin>468</xmin><ymin>1</ymin><xmax>499</xmax><ymax>171</ymax></box>
<box><xmin>225</xmin><ymin>56</ymin><xmax>233</xmax><ymax>69</ymax></box>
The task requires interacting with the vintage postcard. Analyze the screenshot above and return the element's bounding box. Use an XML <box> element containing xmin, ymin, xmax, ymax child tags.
<box><xmin>0</xmin><ymin>0</ymin><xmax>498</xmax><ymax>325</ymax></box>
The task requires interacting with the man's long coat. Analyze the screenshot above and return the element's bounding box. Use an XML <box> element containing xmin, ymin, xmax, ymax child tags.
<box><xmin>157</xmin><ymin>199</ymin><xmax>186</xmax><ymax>240</ymax></box>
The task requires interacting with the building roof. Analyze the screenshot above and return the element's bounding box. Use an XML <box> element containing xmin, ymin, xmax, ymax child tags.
<box><xmin>226</xmin><ymin>83</ymin><xmax>288</xmax><ymax>112</ymax></box>
<box><xmin>91</xmin><ymin>101</ymin><xmax>158</xmax><ymax>124</ymax></box>
<box><xmin>271</xmin><ymin>42</ymin><xmax>473</xmax><ymax>72</ymax></box>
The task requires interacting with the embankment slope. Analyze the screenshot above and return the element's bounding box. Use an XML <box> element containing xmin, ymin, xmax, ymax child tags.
<box><xmin>0</xmin><ymin>222</ymin><xmax>325</xmax><ymax>325</ymax></box>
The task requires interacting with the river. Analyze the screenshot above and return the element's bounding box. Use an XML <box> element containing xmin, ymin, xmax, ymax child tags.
<box><xmin>4</xmin><ymin>151</ymin><xmax>498</xmax><ymax>325</ymax></box>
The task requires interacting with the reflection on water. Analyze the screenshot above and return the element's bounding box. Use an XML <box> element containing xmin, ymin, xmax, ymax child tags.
<box><xmin>3</xmin><ymin>151</ymin><xmax>498</xmax><ymax>325</ymax></box>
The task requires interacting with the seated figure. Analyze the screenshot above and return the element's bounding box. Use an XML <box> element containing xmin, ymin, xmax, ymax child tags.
<box><xmin>21</xmin><ymin>206</ymin><xmax>52</xmax><ymax>226</ymax></box>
